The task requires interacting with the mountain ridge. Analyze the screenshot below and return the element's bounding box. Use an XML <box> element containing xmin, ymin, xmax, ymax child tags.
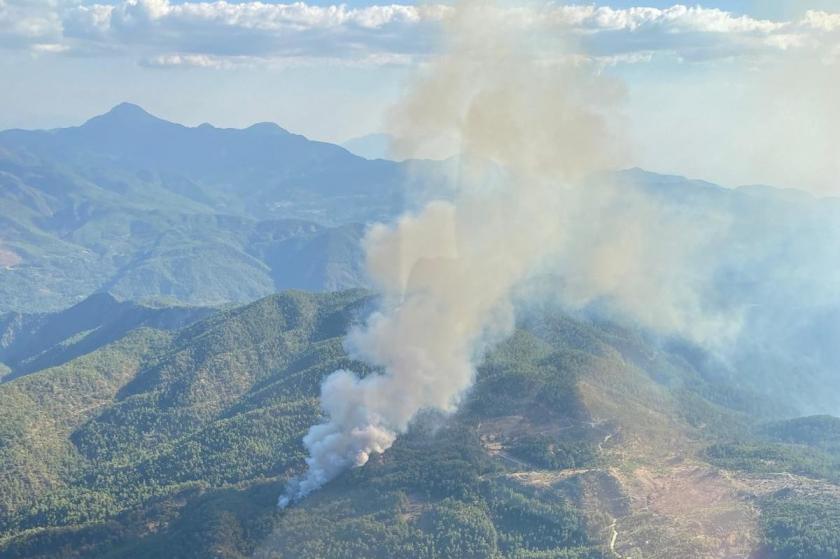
<box><xmin>0</xmin><ymin>105</ymin><xmax>397</xmax><ymax>312</ymax></box>
<box><xmin>0</xmin><ymin>289</ymin><xmax>837</xmax><ymax>558</ymax></box>
<box><xmin>0</xmin><ymin>292</ymin><xmax>215</xmax><ymax>382</ymax></box>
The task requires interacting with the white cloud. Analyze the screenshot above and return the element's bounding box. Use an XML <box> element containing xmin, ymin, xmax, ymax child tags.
<box><xmin>549</xmin><ymin>5</ymin><xmax>785</xmax><ymax>34</ymax></box>
<box><xmin>90</xmin><ymin>1</ymin><xmax>426</xmax><ymax>31</ymax></box>
<box><xmin>31</xmin><ymin>42</ymin><xmax>69</xmax><ymax>53</ymax></box>
<box><xmin>140</xmin><ymin>52</ymin><xmax>243</xmax><ymax>69</ymax></box>
<box><xmin>60</xmin><ymin>0</ymin><xmax>441</xmax><ymax>61</ymax></box>
<box><xmin>801</xmin><ymin>10</ymin><xmax>840</xmax><ymax>32</ymax></box>
<box><xmin>2</xmin><ymin>1</ymin><xmax>840</xmax><ymax>67</ymax></box>
<box><xmin>140</xmin><ymin>50</ymin><xmax>413</xmax><ymax>69</ymax></box>
<box><xmin>0</xmin><ymin>0</ymin><xmax>62</xmax><ymax>48</ymax></box>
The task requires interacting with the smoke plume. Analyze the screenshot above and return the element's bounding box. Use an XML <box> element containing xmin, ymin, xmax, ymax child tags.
<box><xmin>278</xmin><ymin>0</ymin><xmax>624</xmax><ymax>507</ymax></box>
<box><xmin>278</xmin><ymin>2</ymin><xmax>840</xmax><ymax>509</ymax></box>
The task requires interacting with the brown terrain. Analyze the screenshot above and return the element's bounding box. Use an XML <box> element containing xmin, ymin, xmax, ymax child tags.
<box><xmin>474</xmin><ymin>357</ymin><xmax>840</xmax><ymax>559</ymax></box>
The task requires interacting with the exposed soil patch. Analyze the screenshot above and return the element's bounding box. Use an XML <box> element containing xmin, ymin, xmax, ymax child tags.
<box><xmin>506</xmin><ymin>468</ymin><xmax>594</xmax><ymax>487</ymax></box>
<box><xmin>613</xmin><ymin>463</ymin><xmax>759</xmax><ymax>559</ymax></box>
<box><xmin>730</xmin><ymin>471</ymin><xmax>840</xmax><ymax>501</ymax></box>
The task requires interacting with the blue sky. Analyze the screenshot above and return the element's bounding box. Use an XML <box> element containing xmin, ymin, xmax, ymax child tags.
<box><xmin>2</xmin><ymin>1</ymin><xmax>839</xmax><ymax>192</ymax></box>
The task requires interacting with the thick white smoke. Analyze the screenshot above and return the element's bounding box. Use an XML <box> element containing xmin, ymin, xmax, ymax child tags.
<box><xmin>278</xmin><ymin>2</ymin><xmax>840</xmax><ymax>509</ymax></box>
<box><xmin>278</xmin><ymin>1</ymin><xmax>625</xmax><ymax>507</ymax></box>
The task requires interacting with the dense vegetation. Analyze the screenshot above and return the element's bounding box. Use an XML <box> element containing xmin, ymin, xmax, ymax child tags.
<box><xmin>0</xmin><ymin>291</ymin><xmax>357</xmax><ymax>542</ymax></box>
<box><xmin>760</xmin><ymin>415</ymin><xmax>840</xmax><ymax>453</ymax></box>
<box><xmin>704</xmin><ymin>416</ymin><xmax>840</xmax><ymax>559</ymax></box>
<box><xmin>705</xmin><ymin>441</ymin><xmax>840</xmax><ymax>484</ymax></box>
<box><xmin>0</xmin><ymin>288</ymin><xmax>838</xmax><ymax>558</ymax></box>
<box><xmin>759</xmin><ymin>493</ymin><xmax>840</xmax><ymax>559</ymax></box>
<box><xmin>0</xmin><ymin>292</ymin><xmax>212</xmax><ymax>381</ymax></box>
<box><xmin>705</xmin><ymin>415</ymin><xmax>840</xmax><ymax>484</ymax></box>
<box><xmin>0</xmin><ymin>290</ymin><xmax>619</xmax><ymax>558</ymax></box>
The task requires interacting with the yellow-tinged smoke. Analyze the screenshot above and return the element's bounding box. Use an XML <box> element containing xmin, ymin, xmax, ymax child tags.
<box><xmin>278</xmin><ymin>0</ymin><xmax>627</xmax><ymax>507</ymax></box>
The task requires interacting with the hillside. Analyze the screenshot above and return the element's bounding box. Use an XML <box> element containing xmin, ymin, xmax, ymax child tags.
<box><xmin>0</xmin><ymin>292</ymin><xmax>213</xmax><ymax>382</ymax></box>
<box><xmin>0</xmin><ymin>104</ymin><xmax>407</xmax><ymax>312</ymax></box>
<box><xmin>2</xmin><ymin>106</ymin><xmax>839</xmax><ymax>407</ymax></box>
<box><xmin>0</xmin><ymin>290</ymin><xmax>837</xmax><ymax>558</ymax></box>
<box><xmin>1</xmin><ymin>104</ymin><xmax>839</xmax><ymax>559</ymax></box>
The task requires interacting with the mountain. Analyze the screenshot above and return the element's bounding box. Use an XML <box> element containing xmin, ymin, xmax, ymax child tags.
<box><xmin>0</xmin><ymin>292</ymin><xmax>214</xmax><ymax>382</ymax></box>
<box><xmin>0</xmin><ymin>104</ymin><xmax>409</xmax><ymax>312</ymax></box>
<box><xmin>608</xmin><ymin>168</ymin><xmax>840</xmax><ymax>417</ymax></box>
<box><xmin>2</xmin><ymin>106</ymin><xmax>839</xmax><ymax>559</ymax></box>
<box><xmin>1</xmin><ymin>103</ymin><xmax>407</xmax><ymax>222</ymax></box>
<box><xmin>6</xmin><ymin>103</ymin><xmax>837</xmax><ymax>365</ymax></box>
<box><xmin>0</xmin><ymin>289</ymin><xmax>838</xmax><ymax>558</ymax></box>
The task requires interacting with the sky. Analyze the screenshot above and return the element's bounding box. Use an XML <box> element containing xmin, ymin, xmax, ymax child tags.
<box><xmin>2</xmin><ymin>0</ymin><xmax>840</xmax><ymax>193</ymax></box>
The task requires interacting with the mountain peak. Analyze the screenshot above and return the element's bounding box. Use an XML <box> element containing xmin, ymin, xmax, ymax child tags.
<box><xmin>109</xmin><ymin>102</ymin><xmax>149</xmax><ymax>116</ymax></box>
<box><xmin>246</xmin><ymin>121</ymin><xmax>289</xmax><ymax>135</ymax></box>
<box><xmin>82</xmin><ymin>102</ymin><xmax>172</xmax><ymax>130</ymax></box>
<box><xmin>100</xmin><ymin>102</ymin><xmax>156</xmax><ymax>122</ymax></box>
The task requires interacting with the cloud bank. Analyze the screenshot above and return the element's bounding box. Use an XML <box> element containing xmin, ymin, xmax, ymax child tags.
<box><xmin>3</xmin><ymin>1</ymin><xmax>840</xmax><ymax>67</ymax></box>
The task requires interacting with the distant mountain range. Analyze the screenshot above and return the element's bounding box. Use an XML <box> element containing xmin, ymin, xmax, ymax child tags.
<box><xmin>2</xmin><ymin>103</ymin><xmax>408</xmax><ymax>223</ymax></box>
<box><xmin>1</xmin><ymin>104</ymin><xmax>839</xmax><ymax>417</ymax></box>
<box><xmin>4</xmin><ymin>103</ymin><xmax>837</xmax><ymax>324</ymax></box>
<box><xmin>0</xmin><ymin>104</ymin><xmax>430</xmax><ymax>312</ymax></box>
